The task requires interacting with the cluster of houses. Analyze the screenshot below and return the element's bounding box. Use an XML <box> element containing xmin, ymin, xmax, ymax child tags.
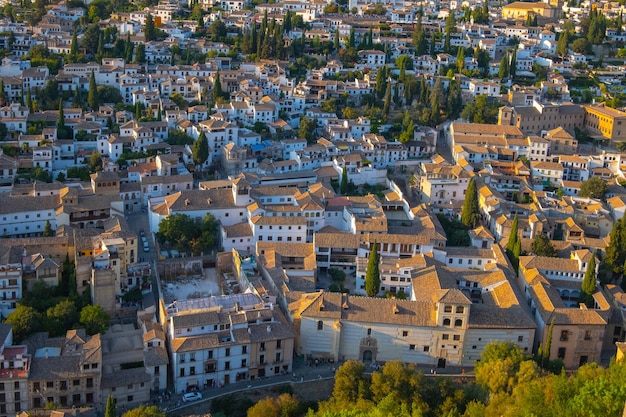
<box><xmin>0</xmin><ymin>0</ymin><xmax>626</xmax><ymax>414</ymax></box>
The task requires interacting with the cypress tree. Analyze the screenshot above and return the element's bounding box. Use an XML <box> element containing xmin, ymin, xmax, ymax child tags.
<box><xmin>348</xmin><ymin>26</ymin><xmax>355</xmax><ymax>48</ymax></box>
<box><xmin>429</xmin><ymin>33</ymin><xmax>436</xmax><ymax>57</ymax></box>
<box><xmin>334</xmin><ymin>29</ymin><xmax>340</xmax><ymax>51</ymax></box>
<box><xmin>507</xmin><ymin>213</ymin><xmax>519</xmax><ymax>253</ymax></box>
<box><xmin>43</xmin><ymin>220</ymin><xmax>53</xmax><ymax>237</ymax></box>
<box><xmin>509</xmin><ymin>47</ymin><xmax>517</xmax><ymax>78</ymax></box>
<box><xmin>104</xmin><ymin>395</ymin><xmax>116</xmax><ymax>417</ymax></box>
<box><xmin>69</xmin><ymin>30</ymin><xmax>78</xmax><ymax>62</ymax></box>
<box><xmin>383</xmin><ymin>81</ymin><xmax>391</xmax><ymax>116</ymax></box>
<box><xmin>57</xmin><ymin>99</ymin><xmax>71</xmax><ymax>140</ymax></box>
<box><xmin>87</xmin><ymin>70</ymin><xmax>98</xmax><ymax>111</ymax></box>
<box><xmin>499</xmin><ymin>52</ymin><xmax>509</xmax><ymax>79</ymax></box>
<box><xmin>340</xmin><ymin>167</ymin><xmax>348</xmax><ymax>194</ymax></box>
<box><xmin>145</xmin><ymin>13</ymin><xmax>156</xmax><ymax>41</ymax></box>
<box><xmin>365</xmin><ymin>241</ymin><xmax>380</xmax><ymax>297</ymax></box>
<box><xmin>284</xmin><ymin>10</ymin><xmax>292</xmax><ymax>32</ymax></box>
<box><xmin>192</xmin><ymin>131</ymin><xmax>209</xmax><ymax>168</ymax></box>
<box><xmin>456</xmin><ymin>46</ymin><xmax>464</xmax><ymax>73</ymax></box>
<box><xmin>580</xmin><ymin>254</ymin><xmax>596</xmax><ymax>307</ymax></box>
<box><xmin>25</xmin><ymin>87</ymin><xmax>32</xmax><ymax>112</ymax></box>
<box><xmin>212</xmin><ymin>70</ymin><xmax>223</xmax><ymax>102</ymax></box>
<box><xmin>543</xmin><ymin>317</ymin><xmax>555</xmax><ymax>368</ymax></box>
<box><xmin>461</xmin><ymin>177</ymin><xmax>480</xmax><ymax>228</ymax></box>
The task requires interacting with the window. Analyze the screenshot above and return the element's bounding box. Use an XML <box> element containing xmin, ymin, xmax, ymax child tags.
<box><xmin>443</xmin><ymin>318</ymin><xmax>451</xmax><ymax>326</ymax></box>
<box><xmin>225</xmin><ymin>348</ymin><xmax>230</xmax><ymax>357</ymax></box>
<box><xmin>584</xmin><ymin>330</ymin><xmax>591</xmax><ymax>340</ymax></box>
<box><xmin>454</xmin><ymin>319</ymin><xmax>463</xmax><ymax>327</ymax></box>
<box><xmin>242</xmin><ymin>346</ymin><xmax>247</xmax><ymax>354</ymax></box>
<box><xmin>456</xmin><ymin>306</ymin><xmax>464</xmax><ymax>314</ymax></box>
<box><xmin>560</xmin><ymin>330</ymin><xmax>569</xmax><ymax>341</ymax></box>
<box><xmin>275</xmin><ymin>352</ymin><xmax>281</xmax><ymax>362</ymax></box>
<box><xmin>241</xmin><ymin>359</ymin><xmax>247</xmax><ymax>367</ymax></box>
<box><xmin>518</xmin><ymin>335</ymin><xmax>524</xmax><ymax>342</ymax></box>
<box><xmin>442</xmin><ymin>334</ymin><xmax>449</xmax><ymax>340</ymax></box>
<box><xmin>86</xmin><ymin>378</ymin><xmax>93</xmax><ymax>388</ymax></box>
<box><xmin>276</xmin><ymin>340</ymin><xmax>282</xmax><ymax>349</ymax></box>
<box><xmin>367</xmin><ymin>328</ymin><xmax>372</xmax><ymax>336</ymax></box>
<box><xmin>557</xmin><ymin>347</ymin><xmax>566</xmax><ymax>359</ymax></box>
<box><xmin>127</xmin><ymin>396</ymin><xmax>133</xmax><ymax>403</ymax></box>
<box><xmin>423</xmin><ymin>346</ymin><xmax>429</xmax><ymax>352</ymax></box>
<box><xmin>260</xmin><ymin>355</ymin><xmax>265</xmax><ymax>364</ymax></box>
<box><xmin>208</xmin><ymin>350</ymin><xmax>213</xmax><ymax>359</ymax></box>
<box><xmin>14</xmin><ymin>381</ymin><xmax>19</xmax><ymax>389</ymax></box>
<box><xmin>444</xmin><ymin>305</ymin><xmax>452</xmax><ymax>313</ymax></box>
<box><xmin>453</xmin><ymin>335</ymin><xmax>460</xmax><ymax>341</ymax></box>
<box><xmin>260</xmin><ymin>342</ymin><xmax>265</xmax><ymax>351</ymax></box>
<box><xmin>46</xmin><ymin>381</ymin><xmax>54</xmax><ymax>388</ymax></box>
<box><xmin>402</xmin><ymin>330</ymin><xmax>408</xmax><ymax>337</ymax></box>
<box><xmin>317</xmin><ymin>321</ymin><xmax>323</xmax><ymax>330</ymax></box>
<box><xmin>409</xmin><ymin>344</ymin><xmax>415</xmax><ymax>350</ymax></box>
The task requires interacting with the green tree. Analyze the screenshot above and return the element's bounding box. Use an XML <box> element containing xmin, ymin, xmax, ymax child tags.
<box><xmin>46</xmin><ymin>300</ymin><xmax>78</xmax><ymax>336</ymax></box>
<box><xmin>543</xmin><ymin>317</ymin><xmax>554</xmax><ymax>367</ymax></box>
<box><xmin>461</xmin><ymin>177</ymin><xmax>480</xmax><ymax>228</ymax></box>
<box><xmin>557</xmin><ymin>30</ymin><xmax>569</xmax><ymax>59</ymax></box>
<box><xmin>456</xmin><ymin>46</ymin><xmax>464</xmax><ymax>73</ymax></box>
<box><xmin>43</xmin><ymin>219</ymin><xmax>53</xmax><ymax>237</ymax></box>
<box><xmin>507</xmin><ymin>213</ymin><xmax>519</xmax><ymax>253</ymax></box>
<box><xmin>375</xmin><ymin>65</ymin><xmax>388</xmax><ymax>100</ymax></box>
<box><xmin>606</xmin><ymin>217</ymin><xmax>626</xmax><ymax>272</ymax></box>
<box><xmin>122</xmin><ymin>405</ymin><xmax>165</xmax><ymax>417</ymax></box>
<box><xmin>144</xmin><ymin>14</ymin><xmax>156</xmax><ymax>41</ymax></box>
<box><xmin>365</xmin><ymin>241</ymin><xmax>380</xmax><ymax>297</ymax></box>
<box><xmin>87</xmin><ymin>151</ymin><xmax>103</xmax><ymax>173</ymax></box>
<box><xmin>105</xmin><ymin>395</ymin><xmax>116</xmax><ymax>417</ymax></box>
<box><xmin>509</xmin><ymin>47</ymin><xmax>517</xmax><ymax>78</ymax></box>
<box><xmin>87</xmin><ymin>70</ymin><xmax>98</xmax><ymax>111</ymax></box>
<box><xmin>298</xmin><ymin>116</ymin><xmax>317</xmax><ymax>143</ymax></box>
<box><xmin>475</xmin><ymin>341</ymin><xmax>527</xmax><ymax>394</ymax></box>
<box><xmin>246</xmin><ymin>393</ymin><xmax>299</xmax><ymax>417</ymax></box>
<box><xmin>4</xmin><ymin>304</ymin><xmax>41</xmax><ymax>342</ymax></box>
<box><xmin>332</xmin><ymin>360</ymin><xmax>367</xmax><ymax>405</ymax></box>
<box><xmin>213</xmin><ymin>70</ymin><xmax>224</xmax><ymax>102</ymax></box>
<box><xmin>134</xmin><ymin>43</ymin><xmax>146</xmax><ymax>64</ymax></box>
<box><xmin>340</xmin><ymin>167</ymin><xmax>348</xmax><ymax>194</ymax></box>
<box><xmin>57</xmin><ymin>100</ymin><xmax>72</xmax><ymax>140</ymax></box>
<box><xmin>79</xmin><ymin>304</ymin><xmax>110</xmax><ymax>335</ymax></box>
<box><xmin>192</xmin><ymin>131</ymin><xmax>209</xmax><ymax>168</ymax></box>
<box><xmin>382</xmin><ymin>81</ymin><xmax>391</xmax><ymax>116</ymax></box>
<box><xmin>531</xmin><ymin>232</ymin><xmax>556</xmax><ymax>257</ymax></box>
<box><xmin>370</xmin><ymin>361</ymin><xmax>422</xmax><ymax>406</ymax></box>
<box><xmin>156</xmin><ymin>213</ymin><xmax>197</xmax><ymax>251</ymax></box>
<box><xmin>580</xmin><ymin>254</ymin><xmax>596</xmax><ymax>307</ymax></box>
<box><xmin>498</xmin><ymin>52</ymin><xmax>509</xmax><ymax>79</ymax></box>
<box><xmin>579</xmin><ymin>176</ymin><xmax>608</xmax><ymax>199</ymax></box>
<box><xmin>572</xmin><ymin>37</ymin><xmax>592</xmax><ymax>54</ymax></box>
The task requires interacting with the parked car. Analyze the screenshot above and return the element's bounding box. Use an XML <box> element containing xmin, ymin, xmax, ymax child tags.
<box><xmin>182</xmin><ymin>392</ymin><xmax>202</xmax><ymax>402</ymax></box>
<box><xmin>139</xmin><ymin>228</ymin><xmax>145</xmax><ymax>236</ymax></box>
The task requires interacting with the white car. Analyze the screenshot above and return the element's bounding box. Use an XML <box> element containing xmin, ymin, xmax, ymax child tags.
<box><xmin>182</xmin><ymin>392</ymin><xmax>202</xmax><ymax>402</ymax></box>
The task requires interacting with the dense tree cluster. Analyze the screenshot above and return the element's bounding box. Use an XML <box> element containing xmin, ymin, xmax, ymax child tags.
<box><xmin>156</xmin><ymin>212</ymin><xmax>220</xmax><ymax>254</ymax></box>
<box><xmin>4</xmin><ymin>256</ymin><xmax>105</xmax><ymax>342</ymax></box>
<box><xmin>238</xmin><ymin>344</ymin><xmax>626</xmax><ymax>417</ymax></box>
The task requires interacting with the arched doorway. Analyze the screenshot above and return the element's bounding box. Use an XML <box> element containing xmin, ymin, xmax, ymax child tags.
<box><xmin>362</xmin><ymin>350</ymin><xmax>373</xmax><ymax>363</ymax></box>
